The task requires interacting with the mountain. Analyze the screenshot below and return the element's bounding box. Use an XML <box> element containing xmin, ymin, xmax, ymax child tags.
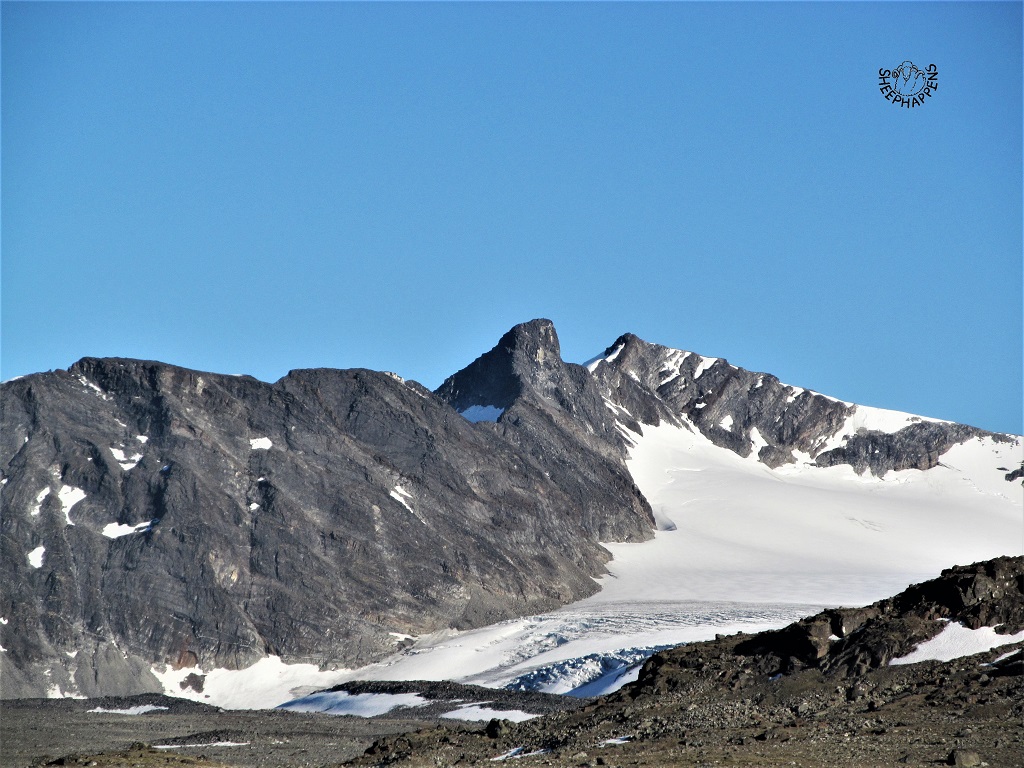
<box><xmin>1</xmin><ymin>319</ymin><xmax>1018</xmax><ymax>700</ymax></box>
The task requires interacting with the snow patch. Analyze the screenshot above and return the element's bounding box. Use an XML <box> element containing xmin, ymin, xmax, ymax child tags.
<box><xmin>600</xmin><ymin>736</ymin><xmax>632</xmax><ymax>746</ymax></box>
<box><xmin>890</xmin><ymin>622</ymin><xmax>1024</xmax><ymax>666</ymax></box>
<box><xmin>693</xmin><ymin>356</ymin><xmax>719</xmax><ymax>379</ymax></box>
<box><xmin>27</xmin><ymin>545</ymin><xmax>45</xmax><ymax>568</ymax></box>
<box><xmin>720</xmin><ymin>415</ymin><xmax>734</xmax><ymax>431</ymax></box>
<box><xmin>277</xmin><ymin>690</ymin><xmax>427</xmax><ymax>717</ymax></box>
<box><xmin>249</xmin><ymin>437</ymin><xmax>273</xmax><ymax>450</ymax></box>
<box><xmin>390</xmin><ymin>485</ymin><xmax>415</xmax><ymax>513</ymax></box>
<box><xmin>76</xmin><ymin>375</ymin><xmax>110</xmax><ymax>400</ymax></box>
<box><xmin>440</xmin><ymin>704</ymin><xmax>539</xmax><ymax>722</ymax></box>
<box><xmin>460</xmin><ymin>405</ymin><xmax>505</xmax><ymax>423</ymax></box>
<box><xmin>154</xmin><ymin>742</ymin><xmax>249</xmax><ymax>749</ymax></box>
<box><xmin>88</xmin><ymin>705</ymin><xmax>168</xmax><ymax>715</ymax></box>
<box><xmin>110</xmin><ymin>447</ymin><xmax>143</xmax><ymax>471</ymax></box>
<box><xmin>152</xmin><ymin>655</ymin><xmax>353</xmax><ymax>709</ymax></box>
<box><xmin>30</xmin><ymin>487</ymin><xmax>51</xmax><ymax>516</ymax></box>
<box><xmin>249</xmin><ymin>502</ymin><xmax>260</xmax><ymax>511</ymax></box>
<box><xmin>58</xmin><ymin>485</ymin><xmax>86</xmax><ymax>525</ymax></box>
<box><xmin>102</xmin><ymin>520</ymin><xmax>155</xmax><ymax>538</ymax></box>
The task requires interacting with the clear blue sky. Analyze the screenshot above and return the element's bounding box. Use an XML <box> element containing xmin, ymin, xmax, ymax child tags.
<box><xmin>2</xmin><ymin>2</ymin><xmax>1021</xmax><ymax>434</ymax></box>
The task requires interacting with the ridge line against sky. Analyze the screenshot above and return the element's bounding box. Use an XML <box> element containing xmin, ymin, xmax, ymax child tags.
<box><xmin>2</xmin><ymin>1</ymin><xmax>1020</xmax><ymax>433</ymax></box>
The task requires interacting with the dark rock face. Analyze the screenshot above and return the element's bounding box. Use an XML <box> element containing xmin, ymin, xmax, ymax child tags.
<box><xmin>1</xmin><ymin>338</ymin><xmax>652</xmax><ymax>697</ymax></box>
<box><xmin>435</xmin><ymin>320</ymin><xmax>654</xmax><ymax>542</ymax></box>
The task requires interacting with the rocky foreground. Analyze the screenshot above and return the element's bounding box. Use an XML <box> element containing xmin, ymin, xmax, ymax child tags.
<box><xmin>4</xmin><ymin>556</ymin><xmax>1023</xmax><ymax>768</ymax></box>
<box><xmin>347</xmin><ymin>556</ymin><xmax>1024</xmax><ymax>767</ymax></box>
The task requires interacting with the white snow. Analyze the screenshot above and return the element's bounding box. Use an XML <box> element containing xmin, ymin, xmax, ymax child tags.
<box><xmin>390</xmin><ymin>485</ymin><xmax>415</xmax><ymax>513</ymax></box>
<box><xmin>990</xmin><ymin>648</ymin><xmax>1022</xmax><ymax>664</ymax></box>
<box><xmin>30</xmin><ymin>487</ymin><xmax>50</xmax><ymax>516</ymax></box>
<box><xmin>749</xmin><ymin>427</ymin><xmax>768</xmax><ymax>458</ymax></box>
<box><xmin>152</xmin><ymin>655</ymin><xmax>353</xmax><ymax>709</ymax></box>
<box><xmin>27</xmin><ymin>546</ymin><xmax>45</xmax><ymax>568</ymax></box>
<box><xmin>154</xmin><ymin>742</ymin><xmax>249</xmax><ymax>749</ymax></box>
<box><xmin>88</xmin><ymin>705</ymin><xmax>168</xmax><ymax>715</ymax></box>
<box><xmin>57</xmin><ymin>485</ymin><xmax>86</xmax><ymax>525</ymax></box>
<box><xmin>249</xmin><ymin>437</ymin><xmax>273</xmax><ymax>450</ymax></box>
<box><xmin>600</xmin><ymin>736</ymin><xmax>632</xmax><ymax>746</ymax></box>
<box><xmin>102</xmin><ymin>520</ymin><xmax>154</xmax><ymax>538</ymax></box>
<box><xmin>110</xmin><ymin>447</ymin><xmax>143</xmax><ymax>471</ymax></box>
<box><xmin>584</xmin><ymin>344</ymin><xmax>626</xmax><ymax>372</ymax></box>
<box><xmin>277</xmin><ymin>690</ymin><xmax>427</xmax><ymax>717</ymax></box>
<box><xmin>603</xmin><ymin>421</ymin><xmax>1021</xmax><ymax>605</ymax></box>
<box><xmin>440</xmin><ymin>705</ymin><xmax>539</xmax><ymax>722</ymax></box>
<box><xmin>0</xmin><ymin>617</ymin><xmax>8</xmax><ymax>625</ymax></box>
<box><xmin>693</xmin><ymin>356</ymin><xmax>719</xmax><ymax>379</ymax></box>
<box><xmin>76</xmin><ymin>375</ymin><xmax>110</xmax><ymax>400</ymax></box>
<box><xmin>249</xmin><ymin>502</ymin><xmax>260</xmax><ymax>511</ymax></box>
<box><xmin>814</xmin><ymin>403</ymin><xmax>961</xmax><ymax>457</ymax></box>
<box><xmin>890</xmin><ymin>622</ymin><xmax>1024</xmax><ymax>666</ymax></box>
<box><xmin>460</xmin><ymin>405</ymin><xmax>505</xmax><ymax>423</ymax></box>
<box><xmin>136</xmin><ymin>435</ymin><xmax>149</xmax><ymax>444</ymax></box>
<box><xmin>719</xmin><ymin>415</ymin><xmax>734</xmax><ymax>431</ymax></box>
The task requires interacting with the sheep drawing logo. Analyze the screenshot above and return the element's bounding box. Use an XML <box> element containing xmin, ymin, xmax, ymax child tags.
<box><xmin>879</xmin><ymin>61</ymin><xmax>938</xmax><ymax>108</ymax></box>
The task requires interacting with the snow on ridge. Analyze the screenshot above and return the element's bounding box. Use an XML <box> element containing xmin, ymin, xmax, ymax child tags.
<box><xmin>27</xmin><ymin>545</ymin><xmax>45</xmax><ymax>568</ymax></box>
<box><xmin>693</xmin><ymin>356</ymin><xmax>719</xmax><ymax>379</ymax></box>
<box><xmin>30</xmin><ymin>487</ymin><xmax>51</xmax><ymax>516</ymax></box>
<box><xmin>76</xmin><ymin>374</ymin><xmax>111</xmax><ymax>400</ymax></box>
<box><xmin>102</xmin><ymin>520</ymin><xmax>155</xmax><ymax>539</ymax></box>
<box><xmin>58</xmin><ymin>485</ymin><xmax>86</xmax><ymax>525</ymax></box>
<box><xmin>889</xmin><ymin>622</ymin><xmax>1024</xmax><ymax>666</ymax></box>
<box><xmin>584</xmin><ymin>343</ymin><xmax>626</xmax><ymax>372</ymax></box>
<box><xmin>815</xmin><ymin>403</ymin><xmax>963</xmax><ymax>458</ymax></box>
<box><xmin>460</xmin><ymin>405</ymin><xmax>505</xmax><ymax>423</ymax></box>
<box><xmin>249</xmin><ymin>437</ymin><xmax>273</xmax><ymax>450</ymax></box>
<box><xmin>110</xmin><ymin>446</ymin><xmax>144</xmax><ymax>471</ymax></box>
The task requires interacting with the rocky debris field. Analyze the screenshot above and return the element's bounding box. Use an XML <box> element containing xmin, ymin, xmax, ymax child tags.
<box><xmin>0</xmin><ymin>681</ymin><xmax>587</xmax><ymax>768</ymax></box>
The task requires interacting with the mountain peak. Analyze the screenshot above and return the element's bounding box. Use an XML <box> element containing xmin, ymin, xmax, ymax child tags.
<box><xmin>434</xmin><ymin>319</ymin><xmax>562</xmax><ymax>412</ymax></box>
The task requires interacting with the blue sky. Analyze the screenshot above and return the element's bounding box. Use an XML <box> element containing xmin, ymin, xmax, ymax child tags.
<box><xmin>2</xmin><ymin>2</ymin><xmax>1020</xmax><ymax>433</ymax></box>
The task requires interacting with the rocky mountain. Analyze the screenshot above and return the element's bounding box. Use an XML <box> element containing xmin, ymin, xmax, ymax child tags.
<box><xmin>350</xmin><ymin>556</ymin><xmax>1024</xmax><ymax>767</ymax></box>
<box><xmin>1</xmin><ymin>319</ymin><xmax>1017</xmax><ymax>700</ymax></box>
<box><xmin>588</xmin><ymin>332</ymin><xmax>1000</xmax><ymax>476</ymax></box>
